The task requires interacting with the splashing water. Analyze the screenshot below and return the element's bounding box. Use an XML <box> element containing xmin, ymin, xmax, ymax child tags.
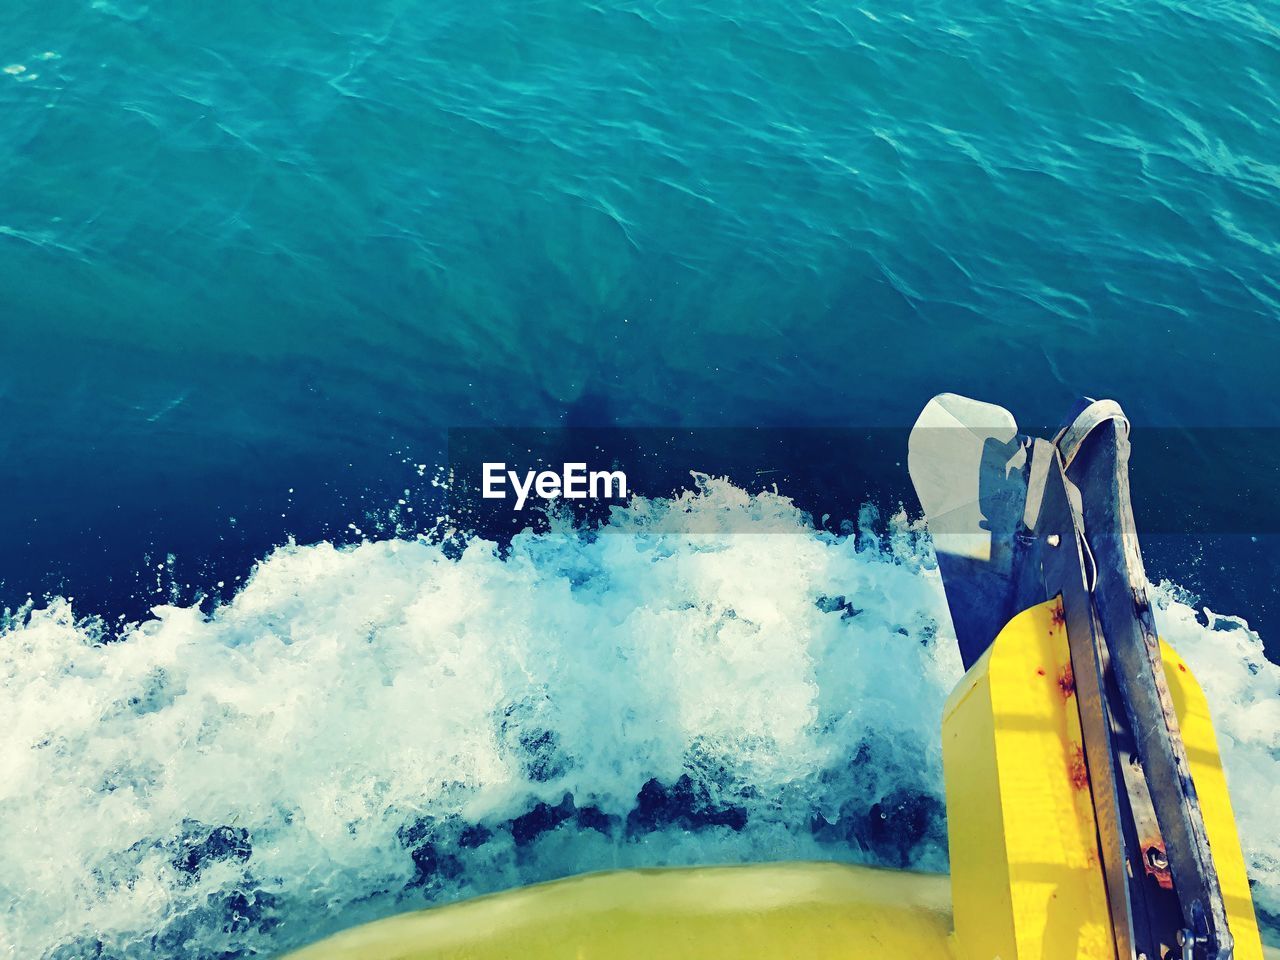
<box><xmin>0</xmin><ymin>479</ymin><xmax>1275</xmax><ymax>959</ymax></box>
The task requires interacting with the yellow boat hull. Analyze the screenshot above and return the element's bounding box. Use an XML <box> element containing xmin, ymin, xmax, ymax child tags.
<box><xmin>283</xmin><ymin>861</ymin><xmax>953</xmax><ymax>960</ymax></box>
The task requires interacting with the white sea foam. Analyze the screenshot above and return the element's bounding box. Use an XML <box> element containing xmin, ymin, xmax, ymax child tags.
<box><xmin>0</xmin><ymin>478</ymin><xmax>1274</xmax><ymax>958</ymax></box>
<box><xmin>1150</xmin><ymin>586</ymin><xmax>1280</xmax><ymax>928</ymax></box>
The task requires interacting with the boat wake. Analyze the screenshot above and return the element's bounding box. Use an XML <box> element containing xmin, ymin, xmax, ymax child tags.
<box><xmin>1</xmin><ymin>478</ymin><xmax>1275</xmax><ymax>959</ymax></box>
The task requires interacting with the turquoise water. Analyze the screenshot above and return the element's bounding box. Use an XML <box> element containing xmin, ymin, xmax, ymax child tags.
<box><xmin>2</xmin><ymin>1</ymin><xmax>1280</xmax><ymax>957</ymax></box>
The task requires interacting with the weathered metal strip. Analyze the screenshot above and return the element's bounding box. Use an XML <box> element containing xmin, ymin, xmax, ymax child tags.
<box><xmin>1064</xmin><ymin>411</ymin><xmax>1232</xmax><ymax>960</ymax></box>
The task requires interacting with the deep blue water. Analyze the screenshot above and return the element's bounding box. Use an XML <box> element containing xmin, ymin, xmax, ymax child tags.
<box><xmin>4</xmin><ymin>0</ymin><xmax>1280</xmax><ymax>637</ymax></box>
<box><xmin>2</xmin><ymin>1</ymin><xmax>1279</xmax><ymax>957</ymax></box>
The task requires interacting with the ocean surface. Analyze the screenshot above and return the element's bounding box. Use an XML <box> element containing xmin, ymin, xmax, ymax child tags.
<box><xmin>1</xmin><ymin>1</ymin><xmax>1279</xmax><ymax>957</ymax></box>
